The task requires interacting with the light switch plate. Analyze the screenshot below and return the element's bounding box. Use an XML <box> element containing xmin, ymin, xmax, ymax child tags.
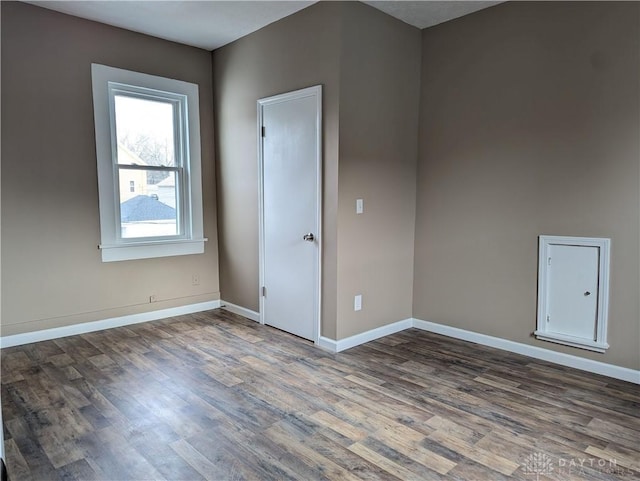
<box><xmin>354</xmin><ymin>294</ymin><xmax>362</xmax><ymax>311</ymax></box>
<box><xmin>356</xmin><ymin>199</ymin><xmax>364</xmax><ymax>214</ymax></box>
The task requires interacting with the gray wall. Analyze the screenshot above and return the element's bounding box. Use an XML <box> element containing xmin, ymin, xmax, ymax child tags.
<box><xmin>1</xmin><ymin>2</ymin><xmax>220</xmax><ymax>336</ymax></box>
<box><xmin>413</xmin><ymin>1</ymin><xmax>640</xmax><ymax>370</ymax></box>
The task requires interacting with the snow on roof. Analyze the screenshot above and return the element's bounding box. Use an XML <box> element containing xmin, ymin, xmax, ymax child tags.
<box><xmin>120</xmin><ymin>195</ymin><xmax>176</xmax><ymax>222</ymax></box>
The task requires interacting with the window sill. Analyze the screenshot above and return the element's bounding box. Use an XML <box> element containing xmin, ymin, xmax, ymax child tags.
<box><xmin>99</xmin><ymin>238</ymin><xmax>207</xmax><ymax>262</ymax></box>
<box><xmin>534</xmin><ymin>330</ymin><xmax>609</xmax><ymax>353</ymax></box>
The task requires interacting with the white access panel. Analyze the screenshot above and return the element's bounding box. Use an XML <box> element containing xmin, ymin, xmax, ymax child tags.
<box><xmin>546</xmin><ymin>245</ymin><xmax>599</xmax><ymax>339</ymax></box>
<box><xmin>536</xmin><ymin>236</ymin><xmax>610</xmax><ymax>352</ymax></box>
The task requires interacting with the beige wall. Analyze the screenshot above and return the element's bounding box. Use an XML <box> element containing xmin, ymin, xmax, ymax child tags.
<box><xmin>213</xmin><ymin>2</ymin><xmax>342</xmax><ymax>338</ymax></box>
<box><xmin>4</xmin><ymin>1</ymin><xmax>636</xmax><ymax>371</ymax></box>
<box><xmin>1</xmin><ymin>2</ymin><xmax>220</xmax><ymax>336</ymax></box>
<box><xmin>336</xmin><ymin>3</ymin><xmax>420</xmax><ymax>338</ymax></box>
<box><xmin>213</xmin><ymin>2</ymin><xmax>420</xmax><ymax>340</ymax></box>
<box><xmin>413</xmin><ymin>2</ymin><xmax>640</xmax><ymax>370</ymax></box>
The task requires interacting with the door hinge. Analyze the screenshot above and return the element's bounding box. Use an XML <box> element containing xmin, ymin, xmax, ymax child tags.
<box><xmin>546</xmin><ymin>315</ymin><xmax>550</xmax><ymax>322</ymax></box>
<box><xmin>261</xmin><ymin>126</ymin><xmax>265</xmax><ymax>137</ymax></box>
<box><xmin>547</xmin><ymin>257</ymin><xmax>551</xmax><ymax>266</ymax></box>
<box><xmin>261</xmin><ymin>286</ymin><xmax>266</xmax><ymax>297</ymax></box>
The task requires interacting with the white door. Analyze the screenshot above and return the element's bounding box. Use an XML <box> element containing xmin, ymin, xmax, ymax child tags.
<box><xmin>546</xmin><ymin>244</ymin><xmax>599</xmax><ymax>339</ymax></box>
<box><xmin>258</xmin><ymin>86</ymin><xmax>322</xmax><ymax>342</ymax></box>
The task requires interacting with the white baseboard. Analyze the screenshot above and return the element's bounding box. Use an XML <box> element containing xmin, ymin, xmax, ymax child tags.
<box><xmin>412</xmin><ymin>319</ymin><xmax>640</xmax><ymax>385</ymax></box>
<box><xmin>0</xmin><ymin>300</ymin><xmax>221</xmax><ymax>349</ymax></box>
<box><xmin>318</xmin><ymin>318</ymin><xmax>413</xmax><ymax>353</ymax></box>
<box><xmin>3</xmin><ymin>302</ymin><xmax>636</xmax><ymax>384</ymax></box>
<box><xmin>317</xmin><ymin>336</ymin><xmax>338</xmax><ymax>352</ymax></box>
<box><xmin>316</xmin><ymin>317</ymin><xmax>639</xmax><ymax>384</ymax></box>
<box><xmin>220</xmin><ymin>300</ymin><xmax>260</xmax><ymax>322</ymax></box>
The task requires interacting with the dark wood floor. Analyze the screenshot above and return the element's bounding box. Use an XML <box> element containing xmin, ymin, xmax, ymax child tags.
<box><xmin>2</xmin><ymin>309</ymin><xmax>639</xmax><ymax>481</ymax></box>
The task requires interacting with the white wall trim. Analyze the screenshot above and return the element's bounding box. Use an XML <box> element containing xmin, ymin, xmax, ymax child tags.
<box><xmin>220</xmin><ymin>300</ymin><xmax>260</xmax><ymax>322</ymax></box>
<box><xmin>0</xmin><ymin>300</ymin><xmax>221</xmax><ymax>349</ymax></box>
<box><xmin>412</xmin><ymin>319</ymin><xmax>640</xmax><ymax>384</ymax></box>
<box><xmin>91</xmin><ymin>63</ymin><xmax>205</xmax><ymax>262</ymax></box>
<box><xmin>318</xmin><ymin>318</ymin><xmax>413</xmax><ymax>353</ymax></box>
<box><xmin>317</xmin><ymin>336</ymin><xmax>339</xmax><ymax>352</ymax></box>
<box><xmin>3</xmin><ymin>304</ymin><xmax>636</xmax><ymax>384</ymax></box>
<box><xmin>316</xmin><ymin>317</ymin><xmax>638</xmax><ymax>383</ymax></box>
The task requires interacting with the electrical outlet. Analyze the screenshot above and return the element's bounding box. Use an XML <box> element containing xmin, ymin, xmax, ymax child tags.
<box><xmin>354</xmin><ymin>294</ymin><xmax>362</xmax><ymax>311</ymax></box>
<box><xmin>149</xmin><ymin>295</ymin><xmax>157</xmax><ymax>303</ymax></box>
<box><xmin>192</xmin><ymin>274</ymin><xmax>200</xmax><ymax>286</ymax></box>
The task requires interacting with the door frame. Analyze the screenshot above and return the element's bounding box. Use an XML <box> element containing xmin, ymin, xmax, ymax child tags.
<box><xmin>257</xmin><ymin>85</ymin><xmax>323</xmax><ymax>344</ymax></box>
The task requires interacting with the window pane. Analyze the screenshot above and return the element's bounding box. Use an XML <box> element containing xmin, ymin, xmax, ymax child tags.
<box><xmin>114</xmin><ymin>95</ymin><xmax>176</xmax><ymax>167</ymax></box>
<box><xmin>119</xmin><ymin>169</ymin><xmax>178</xmax><ymax>238</ymax></box>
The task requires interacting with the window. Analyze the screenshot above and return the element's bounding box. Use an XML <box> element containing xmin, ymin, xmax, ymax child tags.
<box><xmin>91</xmin><ymin>64</ymin><xmax>205</xmax><ymax>262</ymax></box>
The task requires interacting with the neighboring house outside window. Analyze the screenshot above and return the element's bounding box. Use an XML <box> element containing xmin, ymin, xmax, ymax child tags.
<box><xmin>118</xmin><ymin>144</ymin><xmax>147</xmax><ymax>201</ymax></box>
<box><xmin>91</xmin><ymin>64</ymin><xmax>205</xmax><ymax>262</ymax></box>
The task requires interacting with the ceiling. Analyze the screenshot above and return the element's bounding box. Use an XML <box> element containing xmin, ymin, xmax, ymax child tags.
<box><xmin>364</xmin><ymin>1</ymin><xmax>500</xmax><ymax>29</ymax></box>
<box><xmin>26</xmin><ymin>1</ymin><xmax>501</xmax><ymax>51</ymax></box>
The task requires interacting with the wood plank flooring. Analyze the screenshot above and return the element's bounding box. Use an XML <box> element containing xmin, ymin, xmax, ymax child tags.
<box><xmin>2</xmin><ymin>309</ymin><xmax>639</xmax><ymax>480</ymax></box>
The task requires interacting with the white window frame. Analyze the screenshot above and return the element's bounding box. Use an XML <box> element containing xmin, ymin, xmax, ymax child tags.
<box><xmin>91</xmin><ymin>64</ymin><xmax>205</xmax><ymax>262</ymax></box>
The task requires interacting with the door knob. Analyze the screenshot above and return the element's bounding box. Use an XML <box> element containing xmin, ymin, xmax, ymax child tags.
<box><xmin>584</xmin><ymin>291</ymin><xmax>591</xmax><ymax>296</ymax></box>
<box><xmin>303</xmin><ymin>233</ymin><xmax>315</xmax><ymax>242</ymax></box>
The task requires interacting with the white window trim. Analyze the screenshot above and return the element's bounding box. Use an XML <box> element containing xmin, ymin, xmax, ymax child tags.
<box><xmin>91</xmin><ymin>64</ymin><xmax>206</xmax><ymax>262</ymax></box>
